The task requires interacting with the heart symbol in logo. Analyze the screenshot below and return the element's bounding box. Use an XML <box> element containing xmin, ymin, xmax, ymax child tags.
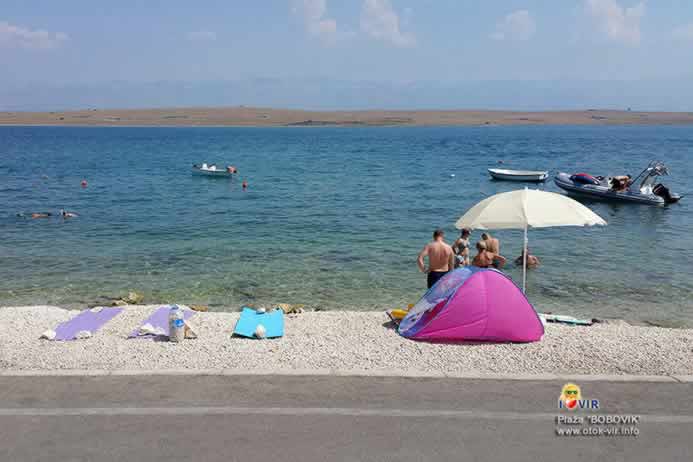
<box><xmin>566</xmin><ymin>399</ymin><xmax>578</xmax><ymax>409</ymax></box>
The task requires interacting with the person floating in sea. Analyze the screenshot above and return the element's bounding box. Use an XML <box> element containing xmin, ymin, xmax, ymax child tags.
<box><xmin>515</xmin><ymin>247</ymin><xmax>540</xmax><ymax>269</ymax></box>
<box><xmin>452</xmin><ymin>228</ymin><xmax>472</xmax><ymax>268</ymax></box>
<box><xmin>472</xmin><ymin>241</ymin><xmax>506</xmax><ymax>269</ymax></box>
<box><xmin>30</xmin><ymin>212</ymin><xmax>52</xmax><ymax>219</ymax></box>
<box><xmin>417</xmin><ymin>229</ymin><xmax>455</xmax><ymax>289</ymax></box>
<box><xmin>60</xmin><ymin>209</ymin><xmax>79</xmax><ymax>218</ymax></box>
<box><xmin>242</xmin><ymin>180</ymin><xmax>248</xmax><ymax>190</ymax></box>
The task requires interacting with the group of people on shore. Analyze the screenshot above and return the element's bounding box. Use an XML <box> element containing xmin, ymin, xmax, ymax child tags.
<box><xmin>417</xmin><ymin>228</ymin><xmax>540</xmax><ymax>288</ymax></box>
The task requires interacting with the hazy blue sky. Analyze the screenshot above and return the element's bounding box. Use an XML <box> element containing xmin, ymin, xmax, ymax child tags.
<box><xmin>2</xmin><ymin>0</ymin><xmax>693</xmax><ymax>110</ymax></box>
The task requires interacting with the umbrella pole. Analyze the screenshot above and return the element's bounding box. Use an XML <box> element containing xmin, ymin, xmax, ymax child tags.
<box><xmin>522</xmin><ymin>224</ymin><xmax>528</xmax><ymax>293</ymax></box>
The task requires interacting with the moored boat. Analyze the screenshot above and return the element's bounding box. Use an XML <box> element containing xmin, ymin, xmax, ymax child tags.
<box><xmin>192</xmin><ymin>163</ymin><xmax>237</xmax><ymax>177</ymax></box>
<box><xmin>554</xmin><ymin>161</ymin><xmax>681</xmax><ymax>206</ymax></box>
<box><xmin>488</xmin><ymin>168</ymin><xmax>549</xmax><ymax>182</ymax></box>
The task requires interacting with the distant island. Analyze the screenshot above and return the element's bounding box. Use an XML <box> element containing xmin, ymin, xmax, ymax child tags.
<box><xmin>2</xmin><ymin>107</ymin><xmax>693</xmax><ymax>127</ymax></box>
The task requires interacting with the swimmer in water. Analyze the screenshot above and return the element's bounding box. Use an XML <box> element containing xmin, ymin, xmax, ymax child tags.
<box><xmin>31</xmin><ymin>212</ymin><xmax>52</xmax><ymax>219</ymax></box>
<box><xmin>242</xmin><ymin>180</ymin><xmax>248</xmax><ymax>190</ymax></box>
<box><xmin>60</xmin><ymin>209</ymin><xmax>79</xmax><ymax>218</ymax></box>
<box><xmin>515</xmin><ymin>247</ymin><xmax>540</xmax><ymax>269</ymax></box>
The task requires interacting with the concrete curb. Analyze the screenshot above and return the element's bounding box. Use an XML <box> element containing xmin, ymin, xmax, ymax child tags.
<box><xmin>0</xmin><ymin>368</ymin><xmax>687</xmax><ymax>382</ymax></box>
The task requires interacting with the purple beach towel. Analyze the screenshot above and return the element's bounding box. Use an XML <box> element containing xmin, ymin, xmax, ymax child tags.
<box><xmin>51</xmin><ymin>307</ymin><xmax>123</xmax><ymax>341</ymax></box>
<box><xmin>128</xmin><ymin>306</ymin><xmax>196</xmax><ymax>339</ymax></box>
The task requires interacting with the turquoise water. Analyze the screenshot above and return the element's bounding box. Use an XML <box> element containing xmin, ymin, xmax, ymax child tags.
<box><xmin>1</xmin><ymin>125</ymin><xmax>692</xmax><ymax>325</ymax></box>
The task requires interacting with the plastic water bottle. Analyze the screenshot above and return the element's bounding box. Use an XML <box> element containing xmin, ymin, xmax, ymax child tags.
<box><xmin>168</xmin><ymin>305</ymin><xmax>185</xmax><ymax>342</ymax></box>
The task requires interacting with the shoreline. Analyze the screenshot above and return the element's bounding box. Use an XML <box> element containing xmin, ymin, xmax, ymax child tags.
<box><xmin>2</xmin><ymin>305</ymin><xmax>691</xmax><ymax>376</ymax></box>
<box><xmin>3</xmin><ymin>107</ymin><xmax>693</xmax><ymax>127</ymax></box>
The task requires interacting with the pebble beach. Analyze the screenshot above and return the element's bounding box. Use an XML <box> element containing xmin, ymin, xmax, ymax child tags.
<box><xmin>1</xmin><ymin>305</ymin><xmax>691</xmax><ymax>377</ymax></box>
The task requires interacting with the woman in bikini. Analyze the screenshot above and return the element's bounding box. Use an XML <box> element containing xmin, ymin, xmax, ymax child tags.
<box><xmin>472</xmin><ymin>241</ymin><xmax>507</xmax><ymax>269</ymax></box>
<box><xmin>452</xmin><ymin>228</ymin><xmax>471</xmax><ymax>268</ymax></box>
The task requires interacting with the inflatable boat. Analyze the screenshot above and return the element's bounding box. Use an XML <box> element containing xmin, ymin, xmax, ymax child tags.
<box><xmin>488</xmin><ymin>168</ymin><xmax>548</xmax><ymax>182</ymax></box>
<box><xmin>554</xmin><ymin>161</ymin><xmax>681</xmax><ymax>206</ymax></box>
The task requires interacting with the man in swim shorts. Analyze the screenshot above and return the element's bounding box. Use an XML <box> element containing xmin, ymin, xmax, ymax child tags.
<box><xmin>417</xmin><ymin>229</ymin><xmax>455</xmax><ymax>289</ymax></box>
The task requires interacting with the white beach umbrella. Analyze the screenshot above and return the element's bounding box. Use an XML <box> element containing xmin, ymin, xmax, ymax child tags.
<box><xmin>455</xmin><ymin>188</ymin><xmax>607</xmax><ymax>292</ymax></box>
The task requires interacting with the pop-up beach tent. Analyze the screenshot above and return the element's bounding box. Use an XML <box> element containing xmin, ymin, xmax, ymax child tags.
<box><xmin>398</xmin><ymin>267</ymin><xmax>544</xmax><ymax>342</ymax></box>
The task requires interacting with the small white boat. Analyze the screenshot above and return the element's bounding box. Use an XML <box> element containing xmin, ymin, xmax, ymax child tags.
<box><xmin>488</xmin><ymin>168</ymin><xmax>549</xmax><ymax>182</ymax></box>
<box><xmin>192</xmin><ymin>163</ymin><xmax>237</xmax><ymax>177</ymax></box>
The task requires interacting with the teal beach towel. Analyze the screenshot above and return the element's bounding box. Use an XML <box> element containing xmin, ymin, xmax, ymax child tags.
<box><xmin>234</xmin><ymin>307</ymin><xmax>284</xmax><ymax>338</ymax></box>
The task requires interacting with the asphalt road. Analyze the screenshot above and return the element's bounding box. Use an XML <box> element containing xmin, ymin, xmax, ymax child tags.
<box><xmin>0</xmin><ymin>374</ymin><xmax>691</xmax><ymax>462</ymax></box>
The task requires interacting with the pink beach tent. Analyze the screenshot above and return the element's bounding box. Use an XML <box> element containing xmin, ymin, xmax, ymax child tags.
<box><xmin>398</xmin><ymin>267</ymin><xmax>544</xmax><ymax>342</ymax></box>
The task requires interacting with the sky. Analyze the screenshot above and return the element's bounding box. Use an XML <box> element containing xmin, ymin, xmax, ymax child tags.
<box><xmin>2</xmin><ymin>0</ymin><xmax>693</xmax><ymax>110</ymax></box>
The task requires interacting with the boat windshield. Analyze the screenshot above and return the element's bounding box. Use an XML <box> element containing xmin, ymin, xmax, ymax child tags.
<box><xmin>633</xmin><ymin>161</ymin><xmax>669</xmax><ymax>189</ymax></box>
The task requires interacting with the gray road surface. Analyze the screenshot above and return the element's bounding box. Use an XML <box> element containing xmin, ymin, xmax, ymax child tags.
<box><xmin>0</xmin><ymin>374</ymin><xmax>691</xmax><ymax>461</ymax></box>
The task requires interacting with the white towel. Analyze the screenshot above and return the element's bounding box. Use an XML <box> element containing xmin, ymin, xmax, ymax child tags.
<box><xmin>40</xmin><ymin>329</ymin><xmax>56</xmax><ymax>340</ymax></box>
<box><xmin>139</xmin><ymin>323</ymin><xmax>166</xmax><ymax>337</ymax></box>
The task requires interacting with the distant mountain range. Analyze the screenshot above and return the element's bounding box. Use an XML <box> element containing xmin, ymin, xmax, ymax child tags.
<box><xmin>2</xmin><ymin>78</ymin><xmax>693</xmax><ymax>112</ymax></box>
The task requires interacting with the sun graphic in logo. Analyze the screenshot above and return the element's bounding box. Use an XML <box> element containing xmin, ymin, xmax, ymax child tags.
<box><xmin>560</xmin><ymin>383</ymin><xmax>582</xmax><ymax>410</ymax></box>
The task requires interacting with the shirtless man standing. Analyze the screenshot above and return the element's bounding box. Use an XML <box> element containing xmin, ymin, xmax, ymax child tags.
<box><xmin>417</xmin><ymin>229</ymin><xmax>455</xmax><ymax>289</ymax></box>
<box><xmin>481</xmin><ymin>232</ymin><xmax>500</xmax><ymax>254</ymax></box>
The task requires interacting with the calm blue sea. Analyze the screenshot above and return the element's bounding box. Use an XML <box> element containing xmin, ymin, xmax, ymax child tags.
<box><xmin>1</xmin><ymin>125</ymin><xmax>692</xmax><ymax>325</ymax></box>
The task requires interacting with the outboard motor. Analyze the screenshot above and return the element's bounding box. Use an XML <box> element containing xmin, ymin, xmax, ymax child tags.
<box><xmin>653</xmin><ymin>184</ymin><xmax>681</xmax><ymax>204</ymax></box>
